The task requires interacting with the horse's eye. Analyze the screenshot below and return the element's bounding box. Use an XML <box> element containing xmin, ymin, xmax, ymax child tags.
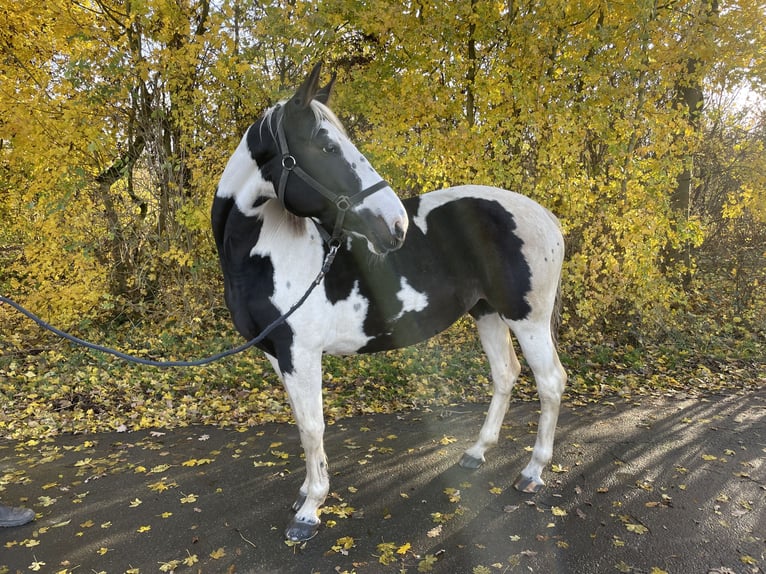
<box><xmin>322</xmin><ymin>143</ymin><xmax>339</xmax><ymax>154</ymax></box>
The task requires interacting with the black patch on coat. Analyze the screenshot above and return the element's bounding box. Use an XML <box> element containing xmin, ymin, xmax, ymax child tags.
<box><xmin>323</xmin><ymin>196</ymin><xmax>533</xmax><ymax>353</ymax></box>
<box><xmin>211</xmin><ymin>193</ymin><xmax>295</xmax><ymax>374</ymax></box>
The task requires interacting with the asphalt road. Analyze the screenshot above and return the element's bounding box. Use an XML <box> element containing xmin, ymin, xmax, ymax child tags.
<box><xmin>1</xmin><ymin>387</ymin><xmax>764</xmax><ymax>573</ymax></box>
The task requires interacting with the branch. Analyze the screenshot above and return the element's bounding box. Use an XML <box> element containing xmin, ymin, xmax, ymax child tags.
<box><xmin>94</xmin><ymin>134</ymin><xmax>145</xmax><ymax>186</ymax></box>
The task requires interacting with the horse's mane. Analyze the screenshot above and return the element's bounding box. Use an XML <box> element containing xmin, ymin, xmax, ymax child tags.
<box><xmin>247</xmin><ymin>100</ymin><xmax>346</xmax><ymax>237</ymax></box>
<box><xmin>262</xmin><ymin>100</ymin><xmax>347</xmax><ymax>141</ymax></box>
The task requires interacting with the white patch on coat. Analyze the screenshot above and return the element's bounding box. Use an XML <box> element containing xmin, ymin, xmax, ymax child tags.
<box><xmin>216</xmin><ymin>128</ymin><xmax>275</xmax><ymax>216</ymax></box>
<box><xmin>394</xmin><ymin>277</ymin><xmax>428</xmax><ymax>320</ymax></box>
<box><xmin>250</xmin><ymin>203</ymin><xmax>371</xmax><ymax>356</ymax></box>
<box><xmin>323</xmin><ymin>281</ymin><xmax>372</xmax><ymax>355</ymax></box>
<box><xmin>315</xmin><ymin>102</ymin><xmax>408</xmax><ymax>243</ymax></box>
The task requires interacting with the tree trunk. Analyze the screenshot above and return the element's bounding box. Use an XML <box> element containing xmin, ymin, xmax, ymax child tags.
<box><xmin>667</xmin><ymin>0</ymin><xmax>718</xmax><ymax>286</ymax></box>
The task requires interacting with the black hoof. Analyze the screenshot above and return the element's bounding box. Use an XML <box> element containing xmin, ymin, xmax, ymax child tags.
<box><xmin>513</xmin><ymin>474</ymin><xmax>543</xmax><ymax>494</ymax></box>
<box><xmin>285</xmin><ymin>517</ymin><xmax>320</xmax><ymax>542</ymax></box>
<box><xmin>291</xmin><ymin>492</ymin><xmax>307</xmax><ymax>513</ymax></box>
<box><xmin>458</xmin><ymin>453</ymin><xmax>484</xmax><ymax>470</ymax></box>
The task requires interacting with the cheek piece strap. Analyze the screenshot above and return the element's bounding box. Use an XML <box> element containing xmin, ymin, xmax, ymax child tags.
<box><xmin>273</xmin><ymin>106</ymin><xmax>390</xmax><ymax>246</ymax></box>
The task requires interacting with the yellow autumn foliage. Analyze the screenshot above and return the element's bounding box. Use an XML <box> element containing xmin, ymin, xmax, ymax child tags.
<box><xmin>0</xmin><ymin>0</ymin><xmax>763</xmax><ymax>346</ymax></box>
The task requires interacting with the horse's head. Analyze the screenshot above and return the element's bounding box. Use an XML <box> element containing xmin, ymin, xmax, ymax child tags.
<box><xmin>269</xmin><ymin>63</ymin><xmax>408</xmax><ymax>254</ymax></box>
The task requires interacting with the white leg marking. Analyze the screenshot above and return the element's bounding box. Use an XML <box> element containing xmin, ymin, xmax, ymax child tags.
<box><xmin>278</xmin><ymin>353</ymin><xmax>329</xmax><ymax>539</ymax></box>
<box><xmin>462</xmin><ymin>314</ymin><xmax>521</xmax><ymax>467</ymax></box>
<box><xmin>510</xmin><ymin>320</ymin><xmax>567</xmax><ymax>490</ymax></box>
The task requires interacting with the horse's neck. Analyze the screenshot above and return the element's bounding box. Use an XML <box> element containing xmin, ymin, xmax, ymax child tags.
<box><xmin>256</xmin><ymin>199</ymin><xmax>312</xmax><ymax>246</ymax></box>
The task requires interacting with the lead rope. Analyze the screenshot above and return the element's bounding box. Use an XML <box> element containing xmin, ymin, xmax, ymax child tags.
<box><xmin>0</xmin><ymin>243</ymin><xmax>340</xmax><ymax>368</ymax></box>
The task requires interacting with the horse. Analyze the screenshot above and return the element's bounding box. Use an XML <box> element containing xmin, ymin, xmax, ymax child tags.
<box><xmin>212</xmin><ymin>63</ymin><xmax>567</xmax><ymax>542</ymax></box>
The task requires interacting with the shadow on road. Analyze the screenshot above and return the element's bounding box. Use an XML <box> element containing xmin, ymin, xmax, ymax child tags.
<box><xmin>1</xmin><ymin>388</ymin><xmax>764</xmax><ymax>573</ymax></box>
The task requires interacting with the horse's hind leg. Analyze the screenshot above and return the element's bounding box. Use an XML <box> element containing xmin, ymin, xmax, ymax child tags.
<box><xmin>509</xmin><ymin>319</ymin><xmax>567</xmax><ymax>493</ymax></box>
<box><xmin>459</xmin><ymin>311</ymin><xmax>521</xmax><ymax>469</ymax></box>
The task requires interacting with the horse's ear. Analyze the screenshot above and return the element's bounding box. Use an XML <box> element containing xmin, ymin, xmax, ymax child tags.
<box><xmin>314</xmin><ymin>72</ymin><xmax>336</xmax><ymax>105</ymax></box>
<box><xmin>288</xmin><ymin>62</ymin><xmax>323</xmax><ymax>111</ymax></box>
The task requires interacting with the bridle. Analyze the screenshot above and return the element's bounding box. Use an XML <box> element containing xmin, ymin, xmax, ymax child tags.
<box><xmin>273</xmin><ymin>105</ymin><xmax>390</xmax><ymax>246</ymax></box>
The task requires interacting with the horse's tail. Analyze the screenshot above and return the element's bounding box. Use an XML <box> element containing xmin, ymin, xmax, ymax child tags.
<box><xmin>550</xmin><ymin>276</ymin><xmax>563</xmax><ymax>349</ymax></box>
<box><xmin>549</xmin><ymin>217</ymin><xmax>565</xmax><ymax>350</ymax></box>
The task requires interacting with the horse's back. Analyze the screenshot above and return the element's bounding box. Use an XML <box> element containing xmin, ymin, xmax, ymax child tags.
<box><xmin>414</xmin><ymin>185</ymin><xmax>561</xmax><ymax>237</ymax></box>
<box><xmin>402</xmin><ymin>185</ymin><xmax>564</xmax><ymax>324</ymax></box>
<box><xmin>409</xmin><ymin>184</ymin><xmax>564</xmax><ymax>277</ymax></box>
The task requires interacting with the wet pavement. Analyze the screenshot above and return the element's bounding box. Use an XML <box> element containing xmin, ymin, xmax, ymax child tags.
<box><xmin>1</xmin><ymin>387</ymin><xmax>764</xmax><ymax>573</ymax></box>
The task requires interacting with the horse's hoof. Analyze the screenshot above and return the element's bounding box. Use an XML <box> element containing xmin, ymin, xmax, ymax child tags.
<box><xmin>285</xmin><ymin>517</ymin><xmax>320</xmax><ymax>542</ymax></box>
<box><xmin>458</xmin><ymin>453</ymin><xmax>484</xmax><ymax>470</ymax></box>
<box><xmin>513</xmin><ymin>474</ymin><xmax>544</xmax><ymax>494</ymax></box>
<box><xmin>291</xmin><ymin>492</ymin><xmax>307</xmax><ymax>513</ymax></box>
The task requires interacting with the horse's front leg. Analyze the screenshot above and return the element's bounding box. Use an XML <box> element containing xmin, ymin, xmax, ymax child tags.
<box><xmin>270</xmin><ymin>352</ymin><xmax>328</xmax><ymax>541</ymax></box>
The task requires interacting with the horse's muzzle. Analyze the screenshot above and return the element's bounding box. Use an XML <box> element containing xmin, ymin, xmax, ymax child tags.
<box><xmin>356</xmin><ymin>212</ymin><xmax>407</xmax><ymax>255</ymax></box>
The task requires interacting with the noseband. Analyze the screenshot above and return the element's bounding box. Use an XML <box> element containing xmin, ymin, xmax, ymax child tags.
<box><xmin>273</xmin><ymin>106</ymin><xmax>390</xmax><ymax>245</ymax></box>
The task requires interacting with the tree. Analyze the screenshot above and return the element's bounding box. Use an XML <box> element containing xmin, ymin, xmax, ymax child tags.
<box><xmin>1</xmin><ymin>0</ymin><xmax>764</xmax><ymax>344</ymax></box>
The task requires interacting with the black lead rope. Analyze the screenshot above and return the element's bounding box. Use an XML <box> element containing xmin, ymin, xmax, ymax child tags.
<box><xmin>0</xmin><ymin>243</ymin><xmax>340</xmax><ymax>368</ymax></box>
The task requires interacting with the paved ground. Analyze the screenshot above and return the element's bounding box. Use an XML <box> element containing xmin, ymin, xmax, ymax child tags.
<box><xmin>1</xmin><ymin>387</ymin><xmax>764</xmax><ymax>574</ymax></box>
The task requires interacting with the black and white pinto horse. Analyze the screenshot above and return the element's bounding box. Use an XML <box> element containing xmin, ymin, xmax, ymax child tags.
<box><xmin>212</xmin><ymin>64</ymin><xmax>567</xmax><ymax>542</ymax></box>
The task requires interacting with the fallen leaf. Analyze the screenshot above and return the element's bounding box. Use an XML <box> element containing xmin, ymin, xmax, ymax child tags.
<box><xmin>183</xmin><ymin>552</ymin><xmax>199</xmax><ymax>566</ymax></box>
<box><xmin>159</xmin><ymin>560</ymin><xmax>180</xmax><ymax>572</ymax></box>
<box><xmin>332</xmin><ymin>536</ymin><xmax>355</xmax><ymax>554</ymax></box>
<box><xmin>444</xmin><ymin>488</ymin><xmax>461</xmax><ymax>503</ymax></box>
<box><xmin>210</xmin><ymin>547</ymin><xmax>226</xmax><ymax>559</ymax></box>
<box><xmin>520</xmin><ymin>549</ymin><xmax>538</xmax><ymax>557</ymax></box>
<box><xmin>51</xmin><ymin>520</ymin><xmax>71</xmax><ymax>528</ymax></box>
<box><xmin>418</xmin><ymin>554</ymin><xmax>438</xmax><ymax>572</ymax></box>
